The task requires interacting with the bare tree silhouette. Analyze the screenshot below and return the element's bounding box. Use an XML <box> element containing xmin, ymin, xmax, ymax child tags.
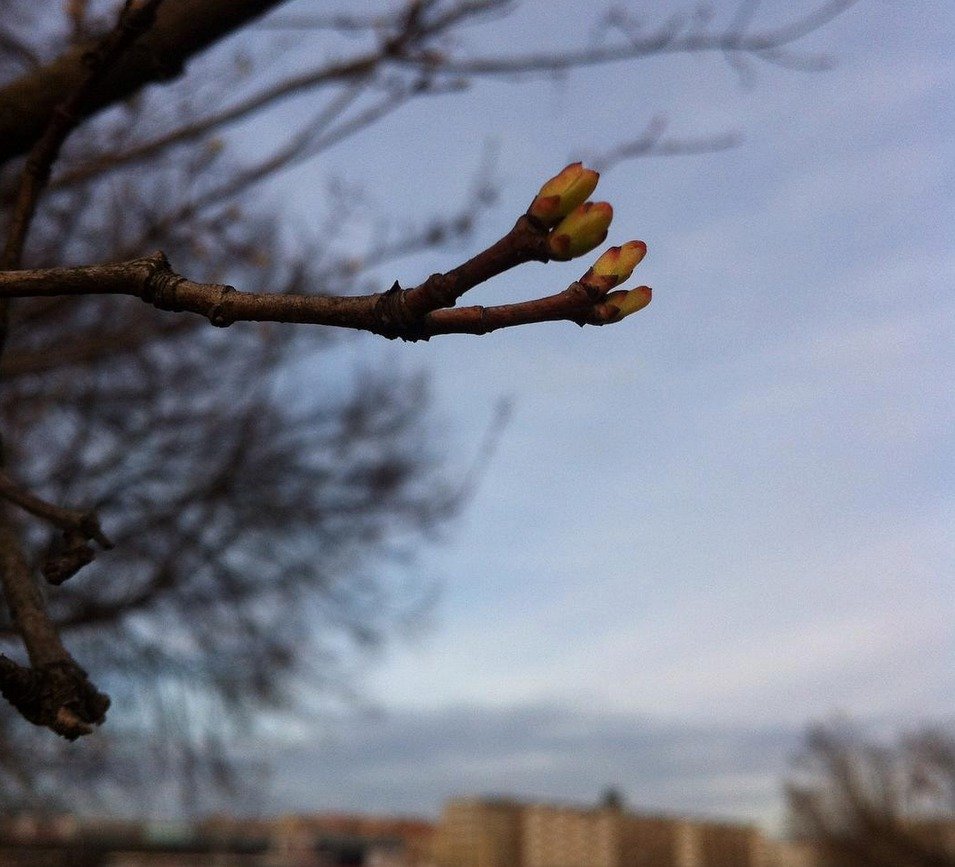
<box><xmin>787</xmin><ymin>723</ymin><xmax>955</xmax><ymax>867</ymax></box>
<box><xmin>0</xmin><ymin>0</ymin><xmax>865</xmax><ymax>805</ymax></box>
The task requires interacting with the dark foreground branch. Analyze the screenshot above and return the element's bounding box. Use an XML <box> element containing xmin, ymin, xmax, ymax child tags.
<box><xmin>0</xmin><ymin>0</ymin><xmax>289</xmax><ymax>166</ymax></box>
<box><xmin>0</xmin><ymin>522</ymin><xmax>109</xmax><ymax>739</ymax></box>
<box><xmin>0</xmin><ymin>469</ymin><xmax>113</xmax><ymax>585</ymax></box>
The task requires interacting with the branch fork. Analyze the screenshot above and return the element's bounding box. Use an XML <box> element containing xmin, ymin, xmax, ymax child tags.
<box><xmin>0</xmin><ymin>163</ymin><xmax>653</xmax><ymax>344</ymax></box>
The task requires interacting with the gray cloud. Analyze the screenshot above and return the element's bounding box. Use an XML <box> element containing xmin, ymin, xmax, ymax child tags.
<box><xmin>259</xmin><ymin>705</ymin><xmax>801</xmax><ymax>829</ymax></box>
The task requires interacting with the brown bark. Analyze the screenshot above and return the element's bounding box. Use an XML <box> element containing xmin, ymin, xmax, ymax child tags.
<box><xmin>0</xmin><ymin>0</ymin><xmax>289</xmax><ymax>167</ymax></box>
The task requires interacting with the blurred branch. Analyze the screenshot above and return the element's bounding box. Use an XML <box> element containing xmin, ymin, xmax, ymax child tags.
<box><xmin>0</xmin><ymin>0</ymin><xmax>289</xmax><ymax>166</ymax></box>
<box><xmin>8</xmin><ymin>0</ymin><xmax>853</xmax><ymax>197</ymax></box>
<box><xmin>401</xmin><ymin>0</ymin><xmax>863</xmax><ymax>77</ymax></box>
<box><xmin>0</xmin><ymin>30</ymin><xmax>39</xmax><ymax>71</ymax></box>
<box><xmin>50</xmin><ymin>54</ymin><xmax>379</xmax><ymax>190</ymax></box>
<box><xmin>787</xmin><ymin>722</ymin><xmax>955</xmax><ymax>867</ymax></box>
<box><xmin>2</xmin><ymin>0</ymin><xmax>168</xmax><ymax>272</ymax></box>
<box><xmin>256</xmin><ymin>12</ymin><xmax>394</xmax><ymax>33</ymax></box>
<box><xmin>0</xmin><ymin>316</ymin><xmax>194</xmax><ymax>379</ymax></box>
<box><xmin>0</xmin><ymin>0</ymin><xmax>168</xmax><ymax>744</ymax></box>
<box><xmin>0</xmin><ymin>524</ymin><xmax>109</xmax><ymax>739</ymax></box>
<box><xmin>51</xmin><ymin>1</ymin><xmax>499</xmax><ymax>192</ymax></box>
<box><xmin>0</xmin><ymin>468</ymin><xmax>112</xmax><ymax>550</ymax></box>
<box><xmin>589</xmin><ymin>115</ymin><xmax>741</xmax><ymax>171</ymax></box>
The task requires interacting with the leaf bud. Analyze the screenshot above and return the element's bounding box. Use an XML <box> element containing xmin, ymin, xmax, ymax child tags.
<box><xmin>547</xmin><ymin>202</ymin><xmax>613</xmax><ymax>260</ymax></box>
<box><xmin>579</xmin><ymin>240</ymin><xmax>647</xmax><ymax>294</ymax></box>
<box><xmin>528</xmin><ymin>162</ymin><xmax>600</xmax><ymax>226</ymax></box>
<box><xmin>603</xmin><ymin>286</ymin><xmax>652</xmax><ymax>322</ymax></box>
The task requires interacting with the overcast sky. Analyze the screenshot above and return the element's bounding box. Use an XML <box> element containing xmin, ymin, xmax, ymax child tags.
<box><xmin>232</xmin><ymin>0</ymin><xmax>953</xmax><ymax>830</ymax></box>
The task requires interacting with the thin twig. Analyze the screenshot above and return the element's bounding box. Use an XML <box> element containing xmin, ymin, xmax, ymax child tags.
<box><xmin>51</xmin><ymin>54</ymin><xmax>379</xmax><ymax>191</ymax></box>
<box><xmin>0</xmin><ymin>468</ymin><xmax>112</xmax><ymax>548</ymax></box>
<box><xmin>0</xmin><ymin>523</ymin><xmax>110</xmax><ymax>739</ymax></box>
<box><xmin>394</xmin><ymin>0</ymin><xmax>863</xmax><ymax>77</ymax></box>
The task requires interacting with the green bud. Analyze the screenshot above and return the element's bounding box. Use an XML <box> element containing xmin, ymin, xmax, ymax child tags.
<box><xmin>580</xmin><ymin>240</ymin><xmax>648</xmax><ymax>294</ymax></box>
<box><xmin>603</xmin><ymin>286</ymin><xmax>652</xmax><ymax>322</ymax></box>
<box><xmin>547</xmin><ymin>202</ymin><xmax>613</xmax><ymax>260</ymax></box>
<box><xmin>528</xmin><ymin>162</ymin><xmax>600</xmax><ymax>227</ymax></box>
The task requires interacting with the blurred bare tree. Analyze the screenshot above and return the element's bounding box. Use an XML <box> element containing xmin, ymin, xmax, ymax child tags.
<box><xmin>787</xmin><ymin>722</ymin><xmax>955</xmax><ymax>867</ymax></box>
<box><xmin>0</xmin><ymin>0</ymin><xmax>865</xmax><ymax>807</ymax></box>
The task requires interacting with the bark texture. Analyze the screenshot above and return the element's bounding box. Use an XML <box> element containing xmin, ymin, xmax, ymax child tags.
<box><xmin>0</xmin><ymin>0</ymin><xmax>288</xmax><ymax>167</ymax></box>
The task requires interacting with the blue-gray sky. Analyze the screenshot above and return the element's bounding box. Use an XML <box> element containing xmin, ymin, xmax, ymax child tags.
<box><xmin>246</xmin><ymin>0</ymin><xmax>952</xmax><ymax>829</ymax></box>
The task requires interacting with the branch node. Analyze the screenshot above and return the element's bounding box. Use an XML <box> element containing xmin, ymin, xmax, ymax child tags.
<box><xmin>142</xmin><ymin>252</ymin><xmax>185</xmax><ymax>310</ymax></box>
<box><xmin>207</xmin><ymin>285</ymin><xmax>236</xmax><ymax>327</ymax></box>
<box><xmin>42</xmin><ymin>529</ymin><xmax>96</xmax><ymax>586</ymax></box>
<box><xmin>0</xmin><ymin>656</ymin><xmax>109</xmax><ymax>740</ymax></box>
<box><xmin>375</xmin><ymin>280</ymin><xmax>427</xmax><ymax>340</ymax></box>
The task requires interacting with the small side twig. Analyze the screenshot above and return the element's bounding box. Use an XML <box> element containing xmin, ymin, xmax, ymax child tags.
<box><xmin>588</xmin><ymin>116</ymin><xmax>741</xmax><ymax>173</ymax></box>
<box><xmin>0</xmin><ymin>468</ymin><xmax>111</xmax><ymax>585</ymax></box>
<box><xmin>0</xmin><ymin>469</ymin><xmax>112</xmax><ymax>549</ymax></box>
<box><xmin>0</xmin><ymin>523</ymin><xmax>109</xmax><ymax>739</ymax></box>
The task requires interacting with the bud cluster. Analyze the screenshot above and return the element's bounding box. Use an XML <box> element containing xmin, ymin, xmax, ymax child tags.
<box><xmin>529</xmin><ymin>163</ymin><xmax>652</xmax><ymax>323</ymax></box>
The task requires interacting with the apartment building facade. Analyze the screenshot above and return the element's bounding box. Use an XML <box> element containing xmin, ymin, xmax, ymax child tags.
<box><xmin>433</xmin><ymin>798</ymin><xmax>791</xmax><ymax>867</ymax></box>
<box><xmin>430</xmin><ymin>798</ymin><xmax>524</xmax><ymax>867</ymax></box>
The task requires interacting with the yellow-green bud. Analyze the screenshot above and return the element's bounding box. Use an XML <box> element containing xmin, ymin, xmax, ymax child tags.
<box><xmin>548</xmin><ymin>202</ymin><xmax>613</xmax><ymax>260</ymax></box>
<box><xmin>603</xmin><ymin>286</ymin><xmax>652</xmax><ymax>322</ymax></box>
<box><xmin>580</xmin><ymin>240</ymin><xmax>647</xmax><ymax>294</ymax></box>
<box><xmin>528</xmin><ymin>162</ymin><xmax>600</xmax><ymax>227</ymax></box>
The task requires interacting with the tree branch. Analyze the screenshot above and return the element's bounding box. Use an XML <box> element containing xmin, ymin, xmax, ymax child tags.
<box><xmin>0</xmin><ymin>208</ymin><xmax>651</xmax><ymax>340</ymax></box>
<box><xmin>589</xmin><ymin>115</ymin><xmax>742</xmax><ymax>172</ymax></box>
<box><xmin>2</xmin><ymin>0</ymin><xmax>169</xmax><ymax>272</ymax></box>
<box><xmin>0</xmin><ymin>468</ymin><xmax>112</xmax><ymax>587</ymax></box>
<box><xmin>0</xmin><ymin>1</ymin><xmax>163</xmax><ymax>739</ymax></box>
<box><xmin>0</xmin><ymin>469</ymin><xmax>112</xmax><ymax>549</ymax></box>
<box><xmin>0</xmin><ymin>0</ymin><xmax>291</xmax><ymax>167</ymax></box>
<box><xmin>396</xmin><ymin>0</ymin><xmax>863</xmax><ymax>77</ymax></box>
<box><xmin>49</xmin><ymin>53</ymin><xmax>379</xmax><ymax>191</ymax></box>
<box><xmin>0</xmin><ymin>521</ymin><xmax>109</xmax><ymax>739</ymax></box>
<box><xmin>48</xmin><ymin>1</ymin><xmax>495</xmax><ymax>193</ymax></box>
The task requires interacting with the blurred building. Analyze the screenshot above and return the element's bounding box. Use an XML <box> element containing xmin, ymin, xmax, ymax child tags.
<box><xmin>430</xmin><ymin>798</ymin><xmax>523</xmax><ymax>867</ymax></box>
<box><xmin>522</xmin><ymin>802</ymin><xmax>618</xmax><ymax>867</ymax></box>
<box><xmin>909</xmin><ymin>817</ymin><xmax>955</xmax><ymax>857</ymax></box>
<box><xmin>14</xmin><ymin>800</ymin><xmax>955</xmax><ymax>866</ymax></box>
<box><xmin>761</xmin><ymin>840</ymin><xmax>819</xmax><ymax>867</ymax></box>
<box><xmin>432</xmin><ymin>797</ymin><xmax>805</xmax><ymax>867</ymax></box>
<box><xmin>615</xmin><ymin>815</ymin><xmax>699</xmax><ymax>867</ymax></box>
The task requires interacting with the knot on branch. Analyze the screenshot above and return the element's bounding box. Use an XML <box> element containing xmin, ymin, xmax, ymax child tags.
<box><xmin>207</xmin><ymin>286</ymin><xmax>235</xmax><ymax>327</ymax></box>
<box><xmin>141</xmin><ymin>252</ymin><xmax>185</xmax><ymax>311</ymax></box>
<box><xmin>42</xmin><ymin>529</ymin><xmax>96</xmax><ymax>586</ymax></box>
<box><xmin>0</xmin><ymin>656</ymin><xmax>109</xmax><ymax>741</ymax></box>
<box><xmin>375</xmin><ymin>281</ymin><xmax>429</xmax><ymax>342</ymax></box>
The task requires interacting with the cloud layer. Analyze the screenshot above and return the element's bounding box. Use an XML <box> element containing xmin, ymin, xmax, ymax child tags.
<box><xmin>264</xmin><ymin>704</ymin><xmax>802</xmax><ymax>829</ymax></box>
